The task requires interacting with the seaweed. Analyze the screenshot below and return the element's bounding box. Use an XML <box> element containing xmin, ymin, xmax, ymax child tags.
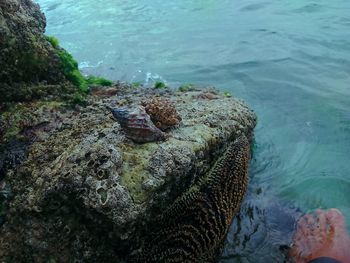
<box><xmin>154</xmin><ymin>81</ymin><xmax>167</xmax><ymax>89</ymax></box>
<box><xmin>179</xmin><ymin>84</ymin><xmax>194</xmax><ymax>92</ymax></box>
<box><xmin>46</xmin><ymin>35</ymin><xmax>113</xmax><ymax>92</ymax></box>
<box><xmin>45</xmin><ymin>35</ymin><xmax>59</xmax><ymax>49</ymax></box>
<box><xmin>132</xmin><ymin>82</ymin><xmax>142</xmax><ymax>88</ymax></box>
<box><xmin>56</xmin><ymin>48</ymin><xmax>88</xmax><ymax>92</ymax></box>
<box><xmin>86</xmin><ymin>76</ymin><xmax>113</xmax><ymax>87</ymax></box>
<box><xmin>223</xmin><ymin>91</ymin><xmax>232</xmax><ymax>97</ymax></box>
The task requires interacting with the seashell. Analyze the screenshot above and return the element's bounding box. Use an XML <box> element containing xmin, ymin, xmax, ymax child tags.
<box><xmin>141</xmin><ymin>97</ymin><xmax>181</xmax><ymax>131</ymax></box>
<box><xmin>111</xmin><ymin>106</ymin><xmax>167</xmax><ymax>143</ymax></box>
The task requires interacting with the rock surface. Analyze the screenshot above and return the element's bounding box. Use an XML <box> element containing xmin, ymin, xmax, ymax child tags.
<box><xmin>0</xmin><ymin>0</ymin><xmax>75</xmax><ymax>101</ymax></box>
<box><xmin>0</xmin><ymin>85</ymin><xmax>257</xmax><ymax>262</ymax></box>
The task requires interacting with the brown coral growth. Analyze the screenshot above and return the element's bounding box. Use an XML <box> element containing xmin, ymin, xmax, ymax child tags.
<box><xmin>141</xmin><ymin>97</ymin><xmax>181</xmax><ymax>131</ymax></box>
<box><xmin>129</xmin><ymin>135</ymin><xmax>250</xmax><ymax>263</ymax></box>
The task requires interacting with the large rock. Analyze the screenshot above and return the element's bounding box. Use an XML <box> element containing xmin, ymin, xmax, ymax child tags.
<box><xmin>0</xmin><ymin>0</ymin><xmax>75</xmax><ymax>101</ymax></box>
<box><xmin>0</xmin><ymin>86</ymin><xmax>257</xmax><ymax>262</ymax></box>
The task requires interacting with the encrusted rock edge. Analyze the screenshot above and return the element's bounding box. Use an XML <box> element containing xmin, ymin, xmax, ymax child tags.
<box><xmin>0</xmin><ymin>86</ymin><xmax>257</xmax><ymax>262</ymax></box>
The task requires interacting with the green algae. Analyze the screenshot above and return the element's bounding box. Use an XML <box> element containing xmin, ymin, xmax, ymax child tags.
<box><xmin>45</xmin><ymin>35</ymin><xmax>60</xmax><ymax>49</ymax></box>
<box><xmin>120</xmin><ymin>143</ymin><xmax>158</xmax><ymax>204</ymax></box>
<box><xmin>179</xmin><ymin>84</ymin><xmax>194</xmax><ymax>92</ymax></box>
<box><xmin>223</xmin><ymin>91</ymin><xmax>232</xmax><ymax>97</ymax></box>
<box><xmin>86</xmin><ymin>76</ymin><xmax>113</xmax><ymax>87</ymax></box>
<box><xmin>46</xmin><ymin>35</ymin><xmax>113</xmax><ymax>92</ymax></box>
<box><xmin>154</xmin><ymin>81</ymin><xmax>167</xmax><ymax>89</ymax></box>
<box><xmin>56</xmin><ymin>48</ymin><xmax>88</xmax><ymax>92</ymax></box>
<box><xmin>132</xmin><ymin>82</ymin><xmax>142</xmax><ymax>88</ymax></box>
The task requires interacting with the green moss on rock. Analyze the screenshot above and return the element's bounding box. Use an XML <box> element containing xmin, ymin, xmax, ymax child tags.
<box><xmin>45</xmin><ymin>35</ymin><xmax>60</xmax><ymax>49</ymax></box>
<box><xmin>0</xmin><ymin>2</ymin><xmax>113</xmax><ymax>103</ymax></box>
<box><xmin>120</xmin><ymin>144</ymin><xmax>158</xmax><ymax>203</ymax></box>
<box><xmin>0</xmin><ymin>1</ymin><xmax>70</xmax><ymax>101</ymax></box>
<box><xmin>56</xmin><ymin>48</ymin><xmax>88</xmax><ymax>92</ymax></box>
<box><xmin>46</xmin><ymin>36</ymin><xmax>113</xmax><ymax>92</ymax></box>
<box><xmin>86</xmin><ymin>76</ymin><xmax>113</xmax><ymax>87</ymax></box>
<box><xmin>179</xmin><ymin>84</ymin><xmax>195</xmax><ymax>92</ymax></box>
<box><xmin>154</xmin><ymin>81</ymin><xmax>167</xmax><ymax>89</ymax></box>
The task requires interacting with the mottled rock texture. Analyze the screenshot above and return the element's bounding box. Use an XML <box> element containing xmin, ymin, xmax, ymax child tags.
<box><xmin>0</xmin><ymin>85</ymin><xmax>256</xmax><ymax>262</ymax></box>
<box><xmin>0</xmin><ymin>0</ymin><xmax>75</xmax><ymax>101</ymax></box>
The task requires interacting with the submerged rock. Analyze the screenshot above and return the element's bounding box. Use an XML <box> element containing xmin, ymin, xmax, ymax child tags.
<box><xmin>0</xmin><ymin>85</ymin><xmax>257</xmax><ymax>262</ymax></box>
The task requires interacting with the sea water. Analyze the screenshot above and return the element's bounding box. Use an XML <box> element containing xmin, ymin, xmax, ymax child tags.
<box><xmin>35</xmin><ymin>0</ymin><xmax>350</xmax><ymax>261</ymax></box>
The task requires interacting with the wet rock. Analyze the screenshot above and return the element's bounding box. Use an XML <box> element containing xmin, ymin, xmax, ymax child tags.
<box><xmin>0</xmin><ymin>86</ymin><xmax>257</xmax><ymax>262</ymax></box>
<box><xmin>0</xmin><ymin>0</ymin><xmax>75</xmax><ymax>102</ymax></box>
<box><xmin>221</xmin><ymin>192</ymin><xmax>302</xmax><ymax>263</ymax></box>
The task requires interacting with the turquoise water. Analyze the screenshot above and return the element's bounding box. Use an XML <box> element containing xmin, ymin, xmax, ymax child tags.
<box><xmin>35</xmin><ymin>0</ymin><xmax>350</xmax><ymax>261</ymax></box>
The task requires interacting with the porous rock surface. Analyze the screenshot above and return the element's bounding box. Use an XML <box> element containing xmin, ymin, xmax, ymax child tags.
<box><xmin>0</xmin><ymin>86</ymin><xmax>257</xmax><ymax>262</ymax></box>
<box><xmin>0</xmin><ymin>0</ymin><xmax>72</xmax><ymax>101</ymax></box>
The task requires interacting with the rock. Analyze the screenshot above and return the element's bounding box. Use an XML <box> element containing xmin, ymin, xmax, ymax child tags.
<box><xmin>221</xmin><ymin>194</ymin><xmax>302</xmax><ymax>262</ymax></box>
<box><xmin>0</xmin><ymin>85</ymin><xmax>257</xmax><ymax>262</ymax></box>
<box><xmin>0</xmin><ymin>0</ymin><xmax>76</xmax><ymax>102</ymax></box>
<box><xmin>129</xmin><ymin>135</ymin><xmax>251</xmax><ymax>263</ymax></box>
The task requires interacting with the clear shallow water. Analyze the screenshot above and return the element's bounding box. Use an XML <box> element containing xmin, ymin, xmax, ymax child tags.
<box><xmin>35</xmin><ymin>0</ymin><xmax>350</xmax><ymax>261</ymax></box>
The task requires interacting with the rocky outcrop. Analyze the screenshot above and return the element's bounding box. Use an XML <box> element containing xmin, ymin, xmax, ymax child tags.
<box><xmin>0</xmin><ymin>1</ymin><xmax>258</xmax><ymax>261</ymax></box>
<box><xmin>0</xmin><ymin>0</ymin><xmax>75</xmax><ymax>102</ymax></box>
<box><xmin>0</xmin><ymin>85</ymin><xmax>257</xmax><ymax>262</ymax></box>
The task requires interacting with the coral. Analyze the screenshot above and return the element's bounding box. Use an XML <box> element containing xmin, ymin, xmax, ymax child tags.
<box><xmin>289</xmin><ymin>209</ymin><xmax>350</xmax><ymax>263</ymax></box>
<box><xmin>129</xmin><ymin>135</ymin><xmax>250</xmax><ymax>263</ymax></box>
<box><xmin>141</xmin><ymin>97</ymin><xmax>182</xmax><ymax>131</ymax></box>
<box><xmin>111</xmin><ymin>106</ymin><xmax>167</xmax><ymax>143</ymax></box>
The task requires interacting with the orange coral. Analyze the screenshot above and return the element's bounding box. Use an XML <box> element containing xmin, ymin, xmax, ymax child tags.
<box><xmin>141</xmin><ymin>97</ymin><xmax>181</xmax><ymax>131</ymax></box>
